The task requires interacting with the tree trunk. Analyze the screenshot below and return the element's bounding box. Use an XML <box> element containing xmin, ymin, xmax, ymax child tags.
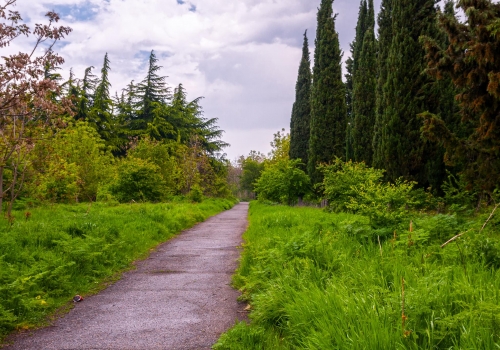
<box><xmin>0</xmin><ymin>166</ymin><xmax>3</xmax><ymax>214</ymax></box>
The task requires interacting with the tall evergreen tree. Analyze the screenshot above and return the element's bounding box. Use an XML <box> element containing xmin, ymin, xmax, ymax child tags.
<box><xmin>352</xmin><ymin>1</ymin><xmax>368</xmax><ymax>76</ymax></box>
<box><xmin>75</xmin><ymin>66</ymin><xmax>97</xmax><ymax>121</ymax></box>
<box><xmin>345</xmin><ymin>57</ymin><xmax>354</xmax><ymax>161</ymax></box>
<box><xmin>133</xmin><ymin>50</ymin><xmax>171</xmax><ymax>131</ymax></box>
<box><xmin>64</xmin><ymin>69</ymin><xmax>79</xmax><ymax>100</ymax></box>
<box><xmin>308</xmin><ymin>0</ymin><xmax>347</xmax><ymax>184</ymax></box>
<box><xmin>377</xmin><ymin>0</ymin><xmax>445</xmax><ymax>187</ymax></box>
<box><xmin>345</xmin><ymin>0</ymin><xmax>368</xmax><ymax>161</ymax></box>
<box><xmin>170</xmin><ymin>84</ymin><xmax>228</xmax><ymax>154</ymax></box>
<box><xmin>421</xmin><ymin>0</ymin><xmax>500</xmax><ymax>193</ymax></box>
<box><xmin>372</xmin><ymin>0</ymin><xmax>393</xmax><ymax>169</ymax></box>
<box><xmin>352</xmin><ymin>0</ymin><xmax>376</xmax><ymax>165</ymax></box>
<box><xmin>289</xmin><ymin>30</ymin><xmax>312</xmax><ymax>169</ymax></box>
<box><xmin>89</xmin><ymin>53</ymin><xmax>113</xmax><ymax>142</ymax></box>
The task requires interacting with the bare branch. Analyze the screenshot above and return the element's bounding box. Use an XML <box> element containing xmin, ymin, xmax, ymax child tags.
<box><xmin>479</xmin><ymin>203</ymin><xmax>500</xmax><ymax>233</ymax></box>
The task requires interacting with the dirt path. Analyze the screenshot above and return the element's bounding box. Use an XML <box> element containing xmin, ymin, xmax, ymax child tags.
<box><xmin>5</xmin><ymin>202</ymin><xmax>249</xmax><ymax>350</ymax></box>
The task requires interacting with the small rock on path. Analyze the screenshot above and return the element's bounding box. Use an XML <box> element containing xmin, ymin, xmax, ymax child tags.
<box><xmin>4</xmin><ymin>202</ymin><xmax>249</xmax><ymax>350</ymax></box>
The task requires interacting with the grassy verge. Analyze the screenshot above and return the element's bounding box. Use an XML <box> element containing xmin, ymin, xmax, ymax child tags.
<box><xmin>214</xmin><ymin>201</ymin><xmax>500</xmax><ymax>349</ymax></box>
<box><xmin>0</xmin><ymin>198</ymin><xmax>236</xmax><ymax>339</ymax></box>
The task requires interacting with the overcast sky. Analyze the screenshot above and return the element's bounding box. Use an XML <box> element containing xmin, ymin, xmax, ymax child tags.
<box><xmin>11</xmin><ymin>0</ymin><xmax>384</xmax><ymax>160</ymax></box>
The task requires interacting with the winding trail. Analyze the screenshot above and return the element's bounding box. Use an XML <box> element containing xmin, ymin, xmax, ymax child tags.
<box><xmin>5</xmin><ymin>202</ymin><xmax>249</xmax><ymax>350</ymax></box>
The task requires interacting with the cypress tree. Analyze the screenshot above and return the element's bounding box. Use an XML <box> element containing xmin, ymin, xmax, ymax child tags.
<box><xmin>372</xmin><ymin>0</ymin><xmax>393</xmax><ymax>169</ymax></box>
<box><xmin>308</xmin><ymin>0</ymin><xmax>347</xmax><ymax>184</ymax></box>
<box><xmin>345</xmin><ymin>56</ymin><xmax>354</xmax><ymax>161</ymax></box>
<box><xmin>352</xmin><ymin>1</ymin><xmax>368</xmax><ymax>76</ymax></box>
<box><xmin>352</xmin><ymin>0</ymin><xmax>376</xmax><ymax>165</ymax></box>
<box><xmin>378</xmin><ymin>0</ymin><xmax>443</xmax><ymax>186</ymax></box>
<box><xmin>289</xmin><ymin>30</ymin><xmax>312</xmax><ymax>169</ymax></box>
<box><xmin>345</xmin><ymin>1</ymin><xmax>367</xmax><ymax>161</ymax></box>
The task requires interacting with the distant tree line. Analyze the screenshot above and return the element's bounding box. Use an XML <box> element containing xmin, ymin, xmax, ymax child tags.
<box><xmin>289</xmin><ymin>0</ymin><xmax>500</xmax><ymax>199</ymax></box>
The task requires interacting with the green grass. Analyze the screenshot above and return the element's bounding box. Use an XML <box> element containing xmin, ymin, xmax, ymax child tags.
<box><xmin>0</xmin><ymin>198</ymin><xmax>235</xmax><ymax>339</ymax></box>
<box><xmin>214</xmin><ymin>201</ymin><xmax>500</xmax><ymax>349</ymax></box>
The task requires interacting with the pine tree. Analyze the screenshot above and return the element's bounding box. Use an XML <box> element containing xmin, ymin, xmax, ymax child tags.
<box><xmin>377</xmin><ymin>0</ymin><xmax>443</xmax><ymax>186</ymax></box>
<box><xmin>75</xmin><ymin>66</ymin><xmax>97</xmax><ymax>121</ymax></box>
<box><xmin>170</xmin><ymin>84</ymin><xmax>228</xmax><ymax>154</ymax></box>
<box><xmin>133</xmin><ymin>50</ymin><xmax>171</xmax><ymax>131</ymax></box>
<box><xmin>308</xmin><ymin>0</ymin><xmax>347</xmax><ymax>184</ymax></box>
<box><xmin>289</xmin><ymin>30</ymin><xmax>312</xmax><ymax>169</ymax></box>
<box><xmin>89</xmin><ymin>53</ymin><xmax>113</xmax><ymax>142</ymax></box>
<box><xmin>64</xmin><ymin>69</ymin><xmax>79</xmax><ymax>101</ymax></box>
<box><xmin>352</xmin><ymin>0</ymin><xmax>376</xmax><ymax>165</ymax></box>
<box><xmin>111</xmin><ymin>81</ymin><xmax>137</xmax><ymax>155</ymax></box>
<box><xmin>372</xmin><ymin>0</ymin><xmax>393</xmax><ymax>169</ymax></box>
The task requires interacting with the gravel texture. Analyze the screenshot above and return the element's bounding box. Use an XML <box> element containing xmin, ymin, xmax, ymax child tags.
<box><xmin>4</xmin><ymin>202</ymin><xmax>249</xmax><ymax>350</ymax></box>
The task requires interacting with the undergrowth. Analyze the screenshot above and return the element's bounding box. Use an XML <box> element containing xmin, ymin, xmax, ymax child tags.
<box><xmin>214</xmin><ymin>201</ymin><xmax>500</xmax><ymax>349</ymax></box>
<box><xmin>0</xmin><ymin>198</ymin><xmax>235</xmax><ymax>340</ymax></box>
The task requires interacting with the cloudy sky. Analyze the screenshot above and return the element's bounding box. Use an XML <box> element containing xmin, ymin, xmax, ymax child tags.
<box><xmin>11</xmin><ymin>0</ymin><xmax>384</xmax><ymax>160</ymax></box>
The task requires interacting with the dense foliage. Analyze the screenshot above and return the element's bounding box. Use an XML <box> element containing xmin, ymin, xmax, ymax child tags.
<box><xmin>421</xmin><ymin>0</ymin><xmax>500</xmax><ymax>194</ymax></box>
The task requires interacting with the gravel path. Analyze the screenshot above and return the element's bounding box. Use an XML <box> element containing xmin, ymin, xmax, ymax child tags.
<box><xmin>4</xmin><ymin>202</ymin><xmax>249</xmax><ymax>350</ymax></box>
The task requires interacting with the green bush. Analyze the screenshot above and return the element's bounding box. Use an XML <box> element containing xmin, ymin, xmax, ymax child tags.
<box><xmin>254</xmin><ymin>159</ymin><xmax>310</xmax><ymax>205</ymax></box>
<box><xmin>321</xmin><ymin>159</ymin><xmax>415</xmax><ymax>230</ymax></box>
<box><xmin>188</xmin><ymin>184</ymin><xmax>204</xmax><ymax>203</ymax></box>
<box><xmin>29</xmin><ymin>122</ymin><xmax>114</xmax><ymax>202</ymax></box>
<box><xmin>110</xmin><ymin>157</ymin><xmax>166</xmax><ymax>202</ymax></box>
<box><xmin>35</xmin><ymin>158</ymin><xmax>80</xmax><ymax>203</ymax></box>
<box><xmin>442</xmin><ymin>172</ymin><xmax>477</xmax><ymax>212</ymax></box>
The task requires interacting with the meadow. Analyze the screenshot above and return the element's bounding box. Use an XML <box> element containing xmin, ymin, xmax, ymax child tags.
<box><xmin>214</xmin><ymin>201</ymin><xmax>500</xmax><ymax>349</ymax></box>
<box><xmin>0</xmin><ymin>198</ymin><xmax>235</xmax><ymax>339</ymax></box>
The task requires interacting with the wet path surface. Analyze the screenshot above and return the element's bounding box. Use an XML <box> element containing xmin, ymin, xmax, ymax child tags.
<box><xmin>5</xmin><ymin>203</ymin><xmax>249</xmax><ymax>350</ymax></box>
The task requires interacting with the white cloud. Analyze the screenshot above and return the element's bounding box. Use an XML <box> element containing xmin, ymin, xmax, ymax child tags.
<box><xmin>11</xmin><ymin>0</ymin><xmax>384</xmax><ymax>159</ymax></box>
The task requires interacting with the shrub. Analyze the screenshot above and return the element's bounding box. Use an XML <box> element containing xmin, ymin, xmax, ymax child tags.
<box><xmin>254</xmin><ymin>159</ymin><xmax>310</xmax><ymax>205</ymax></box>
<box><xmin>110</xmin><ymin>157</ymin><xmax>166</xmax><ymax>202</ymax></box>
<box><xmin>321</xmin><ymin>159</ymin><xmax>384</xmax><ymax>212</ymax></box>
<box><xmin>188</xmin><ymin>184</ymin><xmax>204</xmax><ymax>203</ymax></box>
<box><xmin>28</xmin><ymin>122</ymin><xmax>114</xmax><ymax>202</ymax></box>
<box><xmin>442</xmin><ymin>172</ymin><xmax>477</xmax><ymax>212</ymax></box>
<box><xmin>34</xmin><ymin>157</ymin><xmax>80</xmax><ymax>203</ymax></box>
<box><xmin>321</xmin><ymin>159</ymin><xmax>416</xmax><ymax>230</ymax></box>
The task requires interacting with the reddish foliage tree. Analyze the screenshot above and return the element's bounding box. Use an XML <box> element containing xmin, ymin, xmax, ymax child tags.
<box><xmin>0</xmin><ymin>0</ymin><xmax>72</xmax><ymax>215</ymax></box>
<box><xmin>421</xmin><ymin>0</ymin><xmax>500</xmax><ymax>194</ymax></box>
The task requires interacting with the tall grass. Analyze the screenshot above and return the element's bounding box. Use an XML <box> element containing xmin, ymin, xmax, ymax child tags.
<box><xmin>0</xmin><ymin>198</ymin><xmax>235</xmax><ymax>339</ymax></box>
<box><xmin>214</xmin><ymin>202</ymin><xmax>500</xmax><ymax>349</ymax></box>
